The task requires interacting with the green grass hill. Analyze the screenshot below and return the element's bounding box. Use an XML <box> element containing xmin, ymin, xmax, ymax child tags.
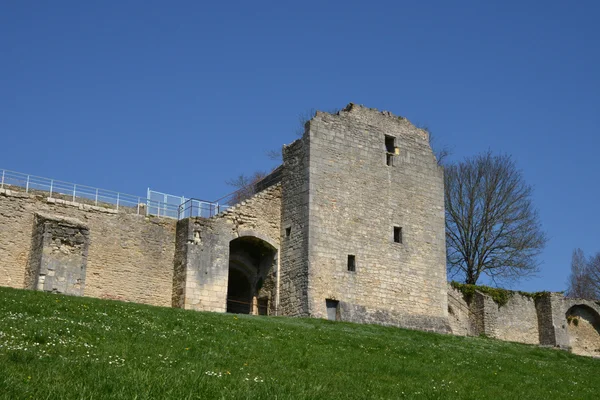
<box><xmin>0</xmin><ymin>286</ymin><xmax>598</xmax><ymax>399</ymax></box>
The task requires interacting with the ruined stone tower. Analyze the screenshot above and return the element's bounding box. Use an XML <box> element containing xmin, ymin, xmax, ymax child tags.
<box><xmin>278</xmin><ymin>104</ymin><xmax>448</xmax><ymax>331</ymax></box>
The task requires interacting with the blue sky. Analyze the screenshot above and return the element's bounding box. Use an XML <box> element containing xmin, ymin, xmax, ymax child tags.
<box><xmin>1</xmin><ymin>1</ymin><xmax>598</xmax><ymax>292</ymax></box>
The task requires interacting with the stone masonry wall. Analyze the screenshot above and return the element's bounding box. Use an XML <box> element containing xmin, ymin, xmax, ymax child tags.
<box><xmin>280</xmin><ymin>137</ymin><xmax>310</xmax><ymax>317</ymax></box>
<box><xmin>495</xmin><ymin>294</ymin><xmax>540</xmax><ymax>344</ymax></box>
<box><xmin>448</xmin><ymin>288</ymin><xmax>539</xmax><ymax>344</ymax></box>
<box><xmin>447</xmin><ymin>285</ymin><xmax>600</xmax><ymax>356</ymax></box>
<box><xmin>29</xmin><ymin>213</ymin><xmax>90</xmax><ymax>296</ymax></box>
<box><xmin>565</xmin><ymin>304</ymin><xmax>600</xmax><ymax>357</ymax></box>
<box><xmin>447</xmin><ymin>285</ymin><xmax>475</xmax><ymax>336</ymax></box>
<box><xmin>304</xmin><ymin>104</ymin><xmax>448</xmax><ymax>332</ymax></box>
<box><xmin>178</xmin><ymin>184</ymin><xmax>281</xmax><ymax>312</ymax></box>
<box><xmin>0</xmin><ymin>188</ymin><xmax>176</xmax><ymax>306</ymax></box>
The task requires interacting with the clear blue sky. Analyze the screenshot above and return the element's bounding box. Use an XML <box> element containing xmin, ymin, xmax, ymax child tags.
<box><xmin>1</xmin><ymin>1</ymin><xmax>598</xmax><ymax>293</ymax></box>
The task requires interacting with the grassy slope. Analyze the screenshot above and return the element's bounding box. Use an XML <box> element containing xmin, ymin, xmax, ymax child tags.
<box><xmin>0</xmin><ymin>287</ymin><xmax>598</xmax><ymax>400</ymax></box>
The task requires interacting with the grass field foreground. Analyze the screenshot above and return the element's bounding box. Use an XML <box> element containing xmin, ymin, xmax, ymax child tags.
<box><xmin>0</xmin><ymin>287</ymin><xmax>598</xmax><ymax>399</ymax></box>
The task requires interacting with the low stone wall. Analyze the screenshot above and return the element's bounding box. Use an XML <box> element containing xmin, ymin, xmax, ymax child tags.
<box><xmin>0</xmin><ymin>188</ymin><xmax>177</xmax><ymax>306</ymax></box>
<box><xmin>447</xmin><ymin>286</ymin><xmax>475</xmax><ymax>336</ymax></box>
<box><xmin>448</xmin><ymin>283</ymin><xmax>600</xmax><ymax>356</ymax></box>
<box><xmin>495</xmin><ymin>294</ymin><xmax>540</xmax><ymax>344</ymax></box>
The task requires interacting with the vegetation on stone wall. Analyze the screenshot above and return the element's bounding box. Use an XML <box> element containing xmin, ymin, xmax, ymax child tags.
<box><xmin>451</xmin><ymin>281</ymin><xmax>550</xmax><ymax>307</ymax></box>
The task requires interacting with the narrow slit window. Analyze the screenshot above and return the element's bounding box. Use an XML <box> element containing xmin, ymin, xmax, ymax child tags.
<box><xmin>394</xmin><ymin>226</ymin><xmax>402</xmax><ymax>243</ymax></box>
<box><xmin>285</xmin><ymin>227</ymin><xmax>291</xmax><ymax>237</ymax></box>
<box><xmin>385</xmin><ymin>135</ymin><xmax>396</xmax><ymax>166</ymax></box>
<box><xmin>347</xmin><ymin>255</ymin><xmax>356</xmax><ymax>272</ymax></box>
<box><xmin>385</xmin><ymin>135</ymin><xmax>396</xmax><ymax>153</ymax></box>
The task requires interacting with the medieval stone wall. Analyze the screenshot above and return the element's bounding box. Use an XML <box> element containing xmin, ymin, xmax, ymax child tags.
<box><xmin>448</xmin><ymin>288</ymin><xmax>540</xmax><ymax>344</ymax></box>
<box><xmin>0</xmin><ymin>188</ymin><xmax>176</xmax><ymax>306</ymax></box>
<box><xmin>447</xmin><ymin>285</ymin><xmax>475</xmax><ymax>336</ymax></box>
<box><xmin>494</xmin><ymin>294</ymin><xmax>540</xmax><ymax>344</ymax></box>
<box><xmin>177</xmin><ymin>184</ymin><xmax>281</xmax><ymax>312</ymax></box>
<box><xmin>280</xmin><ymin>137</ymin><xmax>310</xmax><ymax>317</ymax></box>
<box><xmin>447</xmin><ymin>285</ymin><xmax>600</xmax><ymax>356</ymax></box>
<box><xmin>303</xmin><ymin>104</ymin><xmax>448</xmax><ymax>332</ymax></box>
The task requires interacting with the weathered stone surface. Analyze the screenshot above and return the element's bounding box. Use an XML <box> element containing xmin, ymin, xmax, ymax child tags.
<box><xmin>176</xmin><ymin>184</ymin><xmax>281</xmax><ymax>313</ymax></box>
<box><xmin>28</xmin><ymin>213</ymin><xmax>90</xmax><ymax>296</ymax></box>
<box><xmin>287</xmin><ymin>104</ymin><xmax>448</xmax><ymax>332</ymax></box>
<box><xmin>0</xmin><ymin>189</ymin><xmax>176</xmax><ymax>306</ymax></box>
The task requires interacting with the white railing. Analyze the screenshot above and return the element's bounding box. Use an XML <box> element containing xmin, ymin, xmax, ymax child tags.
<box><xmin>0</xmin><ymin>169</ymin><xmax>179</xmax><ymax>219</ymax></box>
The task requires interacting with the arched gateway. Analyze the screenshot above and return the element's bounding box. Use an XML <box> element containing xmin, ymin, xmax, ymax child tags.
<box><xmin>227</xmin><ymin>235</ymin><xmax>277</xmax><ymax>315</ymax></box>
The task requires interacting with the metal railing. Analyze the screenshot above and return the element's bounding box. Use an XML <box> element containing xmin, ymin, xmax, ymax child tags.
<box><xmin>0</xmin><ymin>165</ymin><xmax>284</xmax><ymax>221</ymax></box>
<box><xmin>0</xmin><ymin>169</ymin><xmax>179</xmax><ymax>219</ymax></box>
<box><xmin>177</xmin><ymin>198</ymin><xmax>224</xmax><ymax>219</ymax></box>
<box><xmin>177</xmin><ymin>166</ymin><xmax>283</xmax><ymax>219</ymax></box>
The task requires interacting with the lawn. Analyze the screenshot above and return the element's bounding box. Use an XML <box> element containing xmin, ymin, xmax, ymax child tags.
<box><xmin>0</xmin><ymin>286</ymin><xmax>598</xmax><ymax>399</ymax></box>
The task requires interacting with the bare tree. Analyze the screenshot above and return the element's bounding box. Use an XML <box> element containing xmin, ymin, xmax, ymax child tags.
<box><xmin>566</xmin><ymin>249</ymin><xmax>600</xmax><ymax>299</ymax></box>
<box><xmin>445</xmin><ymin>151</ymin><xmax>547</xmax><ymax>285</ymax></box>
<box><xmin>225</xmin><ymin>171</ymin><xmax>267</xmax><ymax>205</ymax></box>
<box><xmin>589</xmin><ymin>253</ymin><xmax>600</xmax><ymax>297</ymax></box>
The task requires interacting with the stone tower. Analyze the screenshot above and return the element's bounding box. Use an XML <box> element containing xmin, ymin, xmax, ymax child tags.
<box><xmin>279</xmin><ymin>103</ymin><xmax>449</xmax><ymax>332</ymax></box>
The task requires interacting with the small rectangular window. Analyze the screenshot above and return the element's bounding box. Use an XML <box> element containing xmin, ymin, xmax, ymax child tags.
<box><xmin>385</xmin><ymin>135</ymin><xmax>396</xmax><ymax>153</ymax></box>
<box><xmin>394</xmin><ymin>226</ymin><xmax>402</xmax><ymax>243</ymax></box>
<box><xmin>347</xmin><ymin>255</ymin><xmax>356</xmax><ymax>272</ymax></box>
<box><xmin>385</xmin><ymin>135</ymin><xmax>396</xmax><ymax>166</ymax></box>
<box><xmin>285</xmin><ymin>226</ymin><xmax>291</xmax><ymax>237</ymax></box>
<box><xmin>326</xmin><ymin>299</ymin><xmax>340</xmax><ymax>321</ymax></box>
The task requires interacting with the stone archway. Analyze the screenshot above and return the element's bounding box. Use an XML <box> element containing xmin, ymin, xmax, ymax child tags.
<box><xmin>226</xmin><ymin>235</ymin><xmax>277</xmax><ymax>315</ymax></box>
<box><xmin>566</xmin><ymin>305</ymin><xmax>600</xmax><ymax>357</ymax></box>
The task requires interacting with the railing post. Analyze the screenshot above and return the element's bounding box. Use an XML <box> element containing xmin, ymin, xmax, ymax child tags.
<box><xmin>137</xmin><ymin>197</ymin><xmax>140</xmax><ymax>215</ymax></box>
<box><xmin>25</xmin><ymin>175</ymin><xmax>30</xmax><ymax>193</ymax></box>
<box><xmin>95</xmin><ymin>189</ymin><xmax>98</xmax><ymax>206</ymax></box>
<box><xmin>49</xmin><ymin>180</ymin><xmax>53</xmax><ymax>197</ymax></box>
<box><xmin>0</xmin><ymin>170</ymin><xmax>4</xmax><ymax>189</ymax></box>
<box><xmin>73</xmin><ymin>184</ymin><xmax>77</xmax><ymax>202</ymax></box>
<box><xmin>116</xmin><ymin>193</ymin><xmax>120</xmax><ymax>211</ymax></box>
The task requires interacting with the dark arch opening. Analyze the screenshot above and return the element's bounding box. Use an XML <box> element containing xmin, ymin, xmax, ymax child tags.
<box><xmin>226</xmin><ymin>268</ymin><xmax>253</xmax><ymax>314</ymax></box>
<box><xmin>226</xmin><ymin>236</ymin><xmax>277</xmax><ymax>315</ymax></box>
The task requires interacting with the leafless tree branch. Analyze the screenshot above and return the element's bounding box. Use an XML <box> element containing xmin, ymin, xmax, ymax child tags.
<box><xmin>566</xmin><ymin>248</ymin><xmax>600</xmax><ymax>299</ymax></box>
<box><xmin>445</xmin><ymin>151</ymin><xmax>547</xmax><ymax>285</ymax></box>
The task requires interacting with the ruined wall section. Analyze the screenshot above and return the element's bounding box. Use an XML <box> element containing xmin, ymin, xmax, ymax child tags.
<box><xmin>0</xmin><ymin>188</ymin><xmax>176</xmax><ymax>306</ymax></box>
<box><xmin>495</xmin><ymin>294</ymin><xmax>540</xmax><ymax>344</ymax></box>
<box><xmin>29</xmin><ymin>213</ymin><xmax>90</xmax><ymax>296</ymax></box>
<box><xmin>447</xmin><ymin>285</ymin><xmax>475</xmax><ymax>336</ymax></box>
<box><xmin>279</xmin><ymin>138</ymin><xmax>310</xmax><ymax>317</ymax></box>
<box><xmin>305</xmin><ymin>104</ymin><xmax>448</xmax><ymax>332</ymax></box>
<box><xmin>448</xmin><ymin>287</ymin><xmax>540</xmax><ymax>344</ymax></box>
<box><xmin>178</xmin><ymin>184</ymin><xmax>281</xmax><ymax>312</ymax></box>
